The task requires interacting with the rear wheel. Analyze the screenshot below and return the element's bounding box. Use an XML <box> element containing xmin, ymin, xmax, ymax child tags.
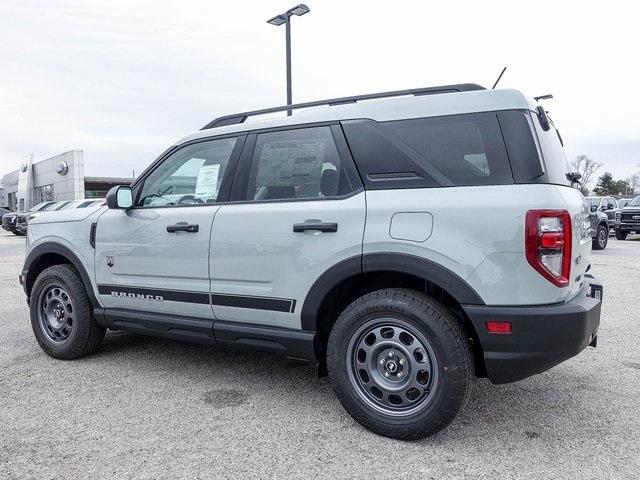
<box><xmin>615</xmin><ymin>229</ymin><xmax>628</xmax><ymax>240</ymax></box>
<box><xmin>592</xmin><ymin>224</ymin><xmax>608</xmax><ymax>250</ymax></box>
<box><xmin>327</xmin><ymin>288</ymin><xmax>472</xmax><ymax>440</ymax></box>
<box><xmin>30</xmin><ymin>264</ymin><xmax>105</xmax><ymax>359</ymax></box>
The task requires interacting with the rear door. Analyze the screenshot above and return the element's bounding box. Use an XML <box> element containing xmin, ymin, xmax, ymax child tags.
<box><xmin>208</xmin><ymin>124</ymin><xmax>365</xmax><ymax>330</ymax></box>
<box><xmin>94</xmin><ymin>135</ymin><xmax>244</xmax><ymax>319</ymax></box>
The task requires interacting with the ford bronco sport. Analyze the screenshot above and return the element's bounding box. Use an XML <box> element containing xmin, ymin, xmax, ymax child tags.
<box><xmin>20</xmin><ymin>84</ymin><xmax>602</xmax><ymax>440</ymax></box>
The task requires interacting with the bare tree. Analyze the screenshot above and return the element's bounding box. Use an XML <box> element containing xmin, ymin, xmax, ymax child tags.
<box><xmin>570</xmin><ymin>155</ymin><xmax>603</xmax><ymax>194</ymax></box>
<box><xmin>626</xmin><ymin>172</ymin><xmax>640</xmax><ymax>195</ymax></box>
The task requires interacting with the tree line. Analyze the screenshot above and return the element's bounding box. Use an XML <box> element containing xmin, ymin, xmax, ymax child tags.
<box><xmin>570</xmin><ymin>155</ymin><xmax>640</xmax><ymax>196</ymax></box>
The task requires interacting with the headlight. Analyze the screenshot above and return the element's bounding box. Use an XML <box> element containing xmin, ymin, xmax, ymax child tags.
<box><xmin>616</xmin><ymin>212</ymin><xmax>621</xmax><ymax>221</ymax></box>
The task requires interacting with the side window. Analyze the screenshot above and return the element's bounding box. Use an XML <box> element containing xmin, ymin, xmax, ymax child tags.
<box><xmin>246</xmin><ymin>126</ymin><xmax>352</xmax><ymax>201</ymax></box>
<box><xmin>342</xmin><ymin>112</ymin><xmax>513</xmax><ymax>190</ymax></box>
<box><xmin>138</xmin><ymin>137</ymin><xmax>237</xmax><ymax>207</ymax></box>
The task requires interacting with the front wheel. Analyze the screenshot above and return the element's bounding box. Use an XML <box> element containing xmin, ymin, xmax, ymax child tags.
<box><xmin>30</xmin><ymin>264</ymin><xmax>105</xmax><ymax>359</ymax></box>
<box><xmin>327</xmin><ymin>288</ymin><xmax>472</xmax><ymax>440</ymax></box>
<box><xmin>592</xmin><ymin>224</ymin><xmax>608</xmax><ymax>250</ymax></box>
<box><xmin>615</xmin><ymin>229</ymin><xmax>628</xmax><ymax>241</ymax></box>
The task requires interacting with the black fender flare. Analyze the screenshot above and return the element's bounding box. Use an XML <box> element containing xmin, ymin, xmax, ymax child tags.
<box><xmin>300</xmin><ymin>252</ymin><xmax>485</xmax><ymax>331</ymax></box>
<box><xmin>23</xmin><ymin>242</ymin><xmax>99</xmax><ymax>307</ymax></box>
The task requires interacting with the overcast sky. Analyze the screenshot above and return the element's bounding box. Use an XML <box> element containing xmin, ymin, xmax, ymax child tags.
<box><xmin>1</xmin><ymin>0</ymin><xmax>638</xmax><ymax>187</ymax></box>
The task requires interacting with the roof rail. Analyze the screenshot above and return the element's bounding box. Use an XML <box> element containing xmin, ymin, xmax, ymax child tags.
<box><xmin>201</xmin><ymin>83</ymin><xmax>485</xmax><ymax>130</ymax></box>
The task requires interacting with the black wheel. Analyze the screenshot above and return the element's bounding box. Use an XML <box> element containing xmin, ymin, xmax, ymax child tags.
<box><xmin>615</xmin><ymin>229</ymin><xmax>628</xmax><ymax>241</ymax></box>
<box><xmin>327</xmin><ymin>288</ymin><xmax>472</xmax><ymax>440</ymax></box>
<box><xmin>592</xmin><ymin>224</ymin><xmax>608</xmax><ymax>250</ymax></box>
<box><xmin>12</xmin><ymin>231</ymin><xmax>21</xmax><ymax>236</ymax></box>
<box><xmin>30</xmin><ymin>264</ymin><xmax>105</xmax><ymax>359</ymax></box>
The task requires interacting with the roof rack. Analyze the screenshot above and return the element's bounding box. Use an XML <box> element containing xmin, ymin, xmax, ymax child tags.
<box><xmin>201</xmin><ymin>83</ymin><xmax>485</xmax><ymax>130</ymax></box>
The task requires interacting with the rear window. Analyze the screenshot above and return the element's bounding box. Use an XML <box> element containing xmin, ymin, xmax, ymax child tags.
<box><xmin>531</xmin><ymin>114</ymin><xmax>570</xmax><ymax>186</ymax></box>
<box><xmin>342</xmin><ymin>112</ymin><xmax>513</xmax><ymax>189</ymax></box>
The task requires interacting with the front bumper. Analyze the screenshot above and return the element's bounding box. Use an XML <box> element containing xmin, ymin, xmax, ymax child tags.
<box><xmin>617</xmin><ymin>223</ymin><xmax>640</xmax><ymax>233</ymax></box>
<box><xmin>464</xmin><ymin>276</ymin><xmax>602</xmax><ymax>384</ymax></box>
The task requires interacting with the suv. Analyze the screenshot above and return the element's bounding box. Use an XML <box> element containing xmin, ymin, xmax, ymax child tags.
<box><xmin>615</xmin><ymin>195</ymin><xmax>640</xmax><ymax>239</ymax></box>
<box><xmin>20</xmin><ymin>84</ymin><xmax>602</xmax><ymax>440</ymax></box>
<box><xmin>2</xmin><ymin>202</ymin><xmax>56</xmax><ymax>236</ymax></box>
<box><xmin>15</xmin><ymin>201</ymin><xmax>70</xmax><ymax>235</ymax></box>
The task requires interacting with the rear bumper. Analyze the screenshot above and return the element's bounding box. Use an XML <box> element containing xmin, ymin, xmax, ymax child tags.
<box><xmin>464</xmin><ymin>276</ymin><xmax>602</xmax><ymax>384</ymax></box>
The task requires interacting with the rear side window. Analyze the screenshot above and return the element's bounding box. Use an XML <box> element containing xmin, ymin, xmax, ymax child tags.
<box><xmin>342</xmin><ymin>112</ymin><xmax>513</xmax><ymax>189</ymax></box>
<box><xmin>245</xmin><ymin>126</ymin><xmax>355</xmax><ymax>201</ymax></box>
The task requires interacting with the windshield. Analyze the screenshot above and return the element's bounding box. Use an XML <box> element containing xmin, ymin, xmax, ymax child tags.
<box><xmin>586</xmin><ymin>197</ymin><xmax>601</xmax><ymax>208</ymax></box>
<box><xmin>628</xmin><ymin>196</ymin><xmax>640</xmax><ymax>207</ymax></box>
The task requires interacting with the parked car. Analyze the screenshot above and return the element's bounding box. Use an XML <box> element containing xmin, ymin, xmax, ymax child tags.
<box><xmin>586</xmin><ymin>196</ymin><xmax>619</xmax><ymax>229</ymax></box>
<box><xmin>15</xmin><ymin>201</ymin><xmax>70</xmax><ymax>234</ymax></box>
<box><xmin>590</xmin><ymin>210</ymin><xmax>609</xmax><ymax>250</ymax></box>
<box><xmin>0</xmin><ymin>207</ymin><xmax>9</xmax><ymax>216</ymax></box>
<box><xmin>20</xmin><ymin>84</ymin><xmax>602</xmax><ymax>440</ymax></box>
<box><xmin>615</xmin><ymin>195</ymin><xmax>640</xmax><ymax>240</ymax></box>
<box><xmin>2</xmin><ymin>202</ymin><xmax>56</xmax><ymax>235</ymax></box>
<box><xmin>58</xmin><ymin>199</ymin><xmax>105</xmax><ymax>210</ymax></box>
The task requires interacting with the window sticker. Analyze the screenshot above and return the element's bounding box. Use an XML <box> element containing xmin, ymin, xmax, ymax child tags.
<box><xmin>195</xmin><ymin>163</ymin><xmax>220</xmax><ymax>200</ymax></box>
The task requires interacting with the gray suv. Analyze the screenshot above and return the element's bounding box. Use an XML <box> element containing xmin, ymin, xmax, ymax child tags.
<box><xmin>20</xmin><ymin>84</ymin><xmax>602</xmax><ymax>440</ymax></box>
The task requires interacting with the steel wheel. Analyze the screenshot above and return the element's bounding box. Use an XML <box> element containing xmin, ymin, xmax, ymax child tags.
<box><xmin>346</xmin><ymin>317</ymin><xmax>438</xmax><ymax>416</ymax></box>
<box><xmin>37</xmin><ymin>284</ymin><xmax>75</xmax><ymax>344</ymax></box>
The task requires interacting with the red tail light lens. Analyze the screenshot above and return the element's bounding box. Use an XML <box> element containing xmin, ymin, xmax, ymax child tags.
<box><xmin>525</xmin><ymin>210</ymin><xmax>572</xmax><ymax>287</ymax></box>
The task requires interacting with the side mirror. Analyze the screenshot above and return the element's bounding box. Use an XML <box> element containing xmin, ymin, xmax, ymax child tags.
<box><xmin>106</xmin><ymin>185</ymin><xmax>133</xmax><ymax>210</ymax></box>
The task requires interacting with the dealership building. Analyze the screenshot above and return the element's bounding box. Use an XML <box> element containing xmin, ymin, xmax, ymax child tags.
<box><xmin>0</xmin><ymin>151</ymin><xmax>132</xmax><ymax>211</ymax></box>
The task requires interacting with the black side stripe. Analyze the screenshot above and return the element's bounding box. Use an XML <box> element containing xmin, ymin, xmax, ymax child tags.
<box><xmin>211</xmin><ymin>294</ymin><xmax>295</xmax><ymax>313</ymax></box>
<box><xmin>97</xmin><ymin>285</ymin><xmax>296</xmax><ymax>313</ymax></box>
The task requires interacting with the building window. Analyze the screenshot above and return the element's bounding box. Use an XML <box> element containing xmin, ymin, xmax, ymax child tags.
<box><xmin>35</xmin><ymin>184</ymin><xmax>55</xmax><ymax>204</ymax></box>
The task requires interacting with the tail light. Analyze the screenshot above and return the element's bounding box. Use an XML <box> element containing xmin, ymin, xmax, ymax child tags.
<box><xmin>525</xmin><ymin>210</ymin><xmax>571</xmax><ymax>287</ymax></box>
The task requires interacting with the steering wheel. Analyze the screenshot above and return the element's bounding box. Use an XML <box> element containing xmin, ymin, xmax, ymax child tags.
<box><xmin>177</xmin><ymin>195</ymin><xmax>205</xmax><ymax>205</ymax></box>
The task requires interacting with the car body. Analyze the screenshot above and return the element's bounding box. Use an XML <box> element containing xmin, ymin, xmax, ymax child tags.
<box><xmin>586</xmin><ymin>196</ymin><xmax>619</xmax><ymax>229</ymax></box>
<box><xmin>615</xmin><ymin>195</ymin><xmax>640</xmax><ymax>240</ymax></box>
<box><xmin>20</xmin><ymin>84</ymin><xmax>602</xmax><ymax>440</ymax></box>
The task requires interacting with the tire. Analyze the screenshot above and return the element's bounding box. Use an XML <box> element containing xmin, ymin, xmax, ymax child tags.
<box><xmin>12</xmin><ymin>231</ymin><xmax>21</xmax><ymax>236</ymax></box>
<box><xmin>592</xmin><ymin>224</ymin><xmax>608</xmax><ymax>250</ymax></box>
<box><xmin>30</xmin><ymin>264</ymin><xmax>105</xmax><ymax>359</ymax></box>
<box><xmin>615</xmin><ymin>229</ymin><xmax>628</xmax><ymax>241</ymax></box>
<box><xmin>327</xmin><ymin>288</ymin><xmax>472</xmax><ymax>440</ymax></box>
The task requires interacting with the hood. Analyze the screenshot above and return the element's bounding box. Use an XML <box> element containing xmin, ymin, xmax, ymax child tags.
<box><xmin>622</xmin><ymin>206</ymin><xmax>640</xmax><ymax>212</ymax></box>
<box><xmin>30</xmin><ymin>205</ymin><xmax>107</xmax><ymax>225</ymax></box>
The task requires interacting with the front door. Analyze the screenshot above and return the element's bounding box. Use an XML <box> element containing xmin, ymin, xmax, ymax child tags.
<box><xmin>94</xmin><ymin>135</ymin><xmax>243</xmax><ymax>319</ymax></box>
<box><xmin>209</xmin><ymin>125</ymin><xmax>365</xmax><ymax>330</ymax></box>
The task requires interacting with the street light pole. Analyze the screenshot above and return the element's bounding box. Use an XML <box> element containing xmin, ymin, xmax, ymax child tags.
<box><xmin>267</xmin><ymin>4</ymin><xmax>310</xmax><ymax>116</ymax></box>
<box><xmin>285</xmin><ymin>15</ymin><xmax>292</xmax><ymax>111</ymax></box>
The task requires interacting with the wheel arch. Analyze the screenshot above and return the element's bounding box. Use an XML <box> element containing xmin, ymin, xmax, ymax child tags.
<box><xmin>23</xmin><ymin>242</ymin><xmax>98</xmax><ymax>307</ymax></box>
<box><xmin>301</xmin><ymin>253</ymin><xmax>487</xmax><ymax>376</ymax></box>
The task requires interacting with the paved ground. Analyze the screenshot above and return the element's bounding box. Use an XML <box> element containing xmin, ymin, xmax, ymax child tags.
<box><xmin>1</xmin><ymin>230</ymin><xmax>639</xmax><ymax>479</ymax></box>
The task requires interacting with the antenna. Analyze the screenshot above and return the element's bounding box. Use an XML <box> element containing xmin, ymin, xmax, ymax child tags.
<box><xmin>491</xmin><ymin>66</ymin><xmax>507</xmax><ymax>89</ymax></box>
<box><xmin>534</xmin><ymin>94</ymin><xmax>554</xmax><ymax>101</ymax></box>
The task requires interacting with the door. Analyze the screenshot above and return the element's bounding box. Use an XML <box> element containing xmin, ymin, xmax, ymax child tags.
<box><xmin>94</xmin><ymin>135</ymin><xmax>243</xmax><ymax>319</ymax></box>
<box><xmin>209</xmin><ymin>124</ymin><xmax>365</xmax><ymax>330</ymax></box>
<box><xmin>604</xmin><ymin>197</ymin><xmax>617</xmax><ymax>225</ymax></box>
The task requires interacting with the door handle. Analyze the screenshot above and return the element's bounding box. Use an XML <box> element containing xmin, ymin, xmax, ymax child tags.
<box><xmin>167</xmin><ymin>222</ymin><xmax>199</xmax><ymax>233</ymax></box>
<box><xmin>293</xmin><ymin>222</ymin><xmax>338</xmax><ymax>233</ymax></box>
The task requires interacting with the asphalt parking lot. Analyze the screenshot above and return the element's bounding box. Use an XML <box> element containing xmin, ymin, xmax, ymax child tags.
<box><xmin>1</xmin><ymin>231</ymin><xmax>639</xmax><ymax>479</ymax></box>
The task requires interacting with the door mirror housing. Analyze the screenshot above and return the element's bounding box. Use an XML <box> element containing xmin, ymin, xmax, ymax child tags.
<box><xmin>106</xmin><ymin>185</ymin><xmax>133</xmax><ymax>209</ymax></box>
